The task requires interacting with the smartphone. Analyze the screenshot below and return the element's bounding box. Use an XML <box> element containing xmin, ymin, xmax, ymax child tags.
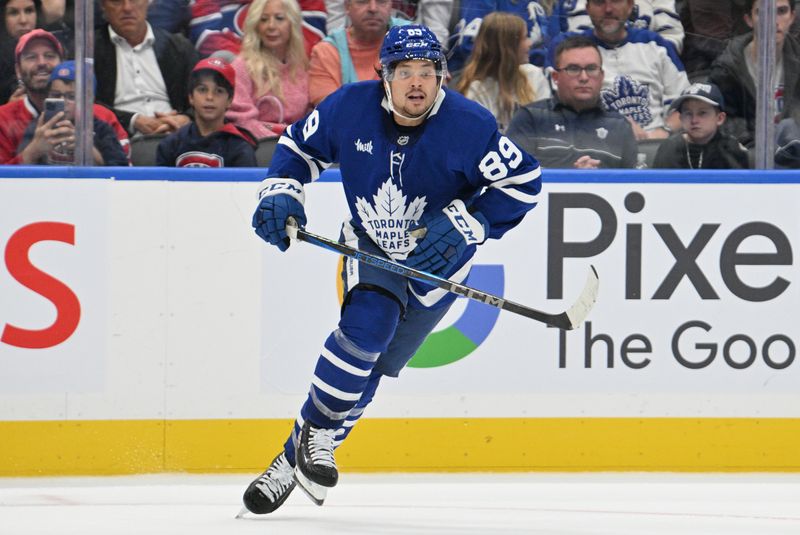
<box><xmin>43</xmin><ymin>98</ymin><xmax>65</xmax><ymax>123</ymax></box>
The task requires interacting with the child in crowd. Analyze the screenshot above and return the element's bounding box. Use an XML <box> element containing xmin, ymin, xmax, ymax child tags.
<box><xmin>157</xmin><ymin>57</ymin><xmax>257</xmax><ymax>168</ymax></box>
<box><xmin>653</xmin><ymin>82</ymin><xmax>750</xmax><ymax>169</ymax></box>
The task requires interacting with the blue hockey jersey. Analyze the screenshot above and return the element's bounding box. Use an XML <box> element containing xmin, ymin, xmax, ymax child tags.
<box><xmin>265</xmin><ymin>81</ymin><xmax>542</xmax><ymax>265</ymax></box>
<box><xmin>446</xmin><ymin>0</ymin><xmax>568</xmax><ymax>72</ymax></box>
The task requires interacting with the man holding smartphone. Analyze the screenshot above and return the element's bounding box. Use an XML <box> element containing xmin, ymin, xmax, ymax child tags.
<box><xmin>0</xmin><ymin>28</ymin><xmax>131</xmax><ymax>165</ymax></box>
<box><xmin>19</xmin><ymin>93</ymin><xmax>76</xmax><ymax>164</ymax></box>
<box><xmin>16</xmin><ymin>60</ymin><xmax>129</xmax><ymax>165</ymax></box>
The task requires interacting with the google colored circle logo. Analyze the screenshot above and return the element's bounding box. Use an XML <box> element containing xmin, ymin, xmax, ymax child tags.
<box><xmin>407</xmin><ymin>264</ymin><xmax>503</xmax><ymax>368</ymax></box>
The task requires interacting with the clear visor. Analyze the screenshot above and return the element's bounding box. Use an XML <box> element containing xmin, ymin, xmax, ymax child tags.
<box><xmin>383</xmin><ymin>62</ymin><xmax>445</xmax><ymax>82</ymax></box>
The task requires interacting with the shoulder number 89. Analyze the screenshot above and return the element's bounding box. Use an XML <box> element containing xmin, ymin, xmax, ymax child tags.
<box><xmin>478</xmin><ymin>136</ymin><xmax>523</xmax><ymax>181</ymax></box>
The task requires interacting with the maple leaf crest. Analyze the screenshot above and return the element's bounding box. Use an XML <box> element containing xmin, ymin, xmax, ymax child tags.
<box><xmin>355</xmin><ymin>179</ymin><xmax>427</xmax><ymax>260</ymax></box>
<box><xmin>601</xmin><ymin>75</ymin><xmax>652</xmax><ymax>127</ymax></box>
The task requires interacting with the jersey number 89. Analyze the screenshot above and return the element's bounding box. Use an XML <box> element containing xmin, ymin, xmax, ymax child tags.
<box><xmin>302</xmin><ymin>109</ymin><xmax>320</xmax><ymax>140</ymax></box>
<box><xmin>478</xmin><ymin>136</ymin><xmax>523</xmax><ymax>181</ymax></box>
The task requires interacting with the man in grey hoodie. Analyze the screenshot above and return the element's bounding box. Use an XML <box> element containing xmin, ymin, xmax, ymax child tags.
<box><xmin>709</xmin><ymin>0</ymin><xmax>800</xmax><ymax>148</ymax></box>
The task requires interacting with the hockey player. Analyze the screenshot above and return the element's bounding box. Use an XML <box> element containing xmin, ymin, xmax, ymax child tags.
<box><xmin>243</xmin><ymin>24</ymin><xmax>542</xmax><ymax>514</ymax></box>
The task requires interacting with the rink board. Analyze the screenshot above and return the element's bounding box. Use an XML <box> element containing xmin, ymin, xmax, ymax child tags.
<box><xmin>1</xmin><ymin>167</ymin><xmax>799</xmax><ymax>475</ymax></box>
<box><xmin>2</xmin><ymin>417</ymin><xmax>799</xmax><ymax>475</ymax></box>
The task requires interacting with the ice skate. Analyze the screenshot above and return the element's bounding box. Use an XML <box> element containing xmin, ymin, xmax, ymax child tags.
<box><xmin>240</xmin><ymin>451</ymin><xmax>296</xmax><ymax>515</ymax></box>
<box><xmin>294</xmin><ymin>420</ymin><xmax>338</xmax><ymax>506</ymax></box>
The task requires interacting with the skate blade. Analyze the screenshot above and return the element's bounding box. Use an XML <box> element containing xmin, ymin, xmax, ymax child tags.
<box><xmin>235</xmin><ymin>506</ymin><xmax>249</xmax><ymax>519</ymax></box>
<box><xmin>294</xmin><ymin>468</ymin><xmax>327</xmax><ymax>506</ymax></box>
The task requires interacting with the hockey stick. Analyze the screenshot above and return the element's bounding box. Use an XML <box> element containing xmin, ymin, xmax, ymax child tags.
<box><xmin>285</xmin><ymin>218</ymin><xmax>598</xmax><ymax>330</ymax></box>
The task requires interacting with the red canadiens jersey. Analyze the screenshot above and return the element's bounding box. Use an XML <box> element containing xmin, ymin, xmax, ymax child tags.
<box><xmin>189</xmin><ymin>0</ymin><xmax>327</xmax><ymax>57</ymax></box>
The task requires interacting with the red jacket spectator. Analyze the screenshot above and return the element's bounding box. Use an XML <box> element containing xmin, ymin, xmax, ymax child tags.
<box><xmin>0</xmin><ymin>96</ymin><xmax>130</xmax><ymax>164</ymax></box>
<box><xmin>0</xmin><ymin>29</ymin><xmax>130</xmax><ymax>164</ymax></box>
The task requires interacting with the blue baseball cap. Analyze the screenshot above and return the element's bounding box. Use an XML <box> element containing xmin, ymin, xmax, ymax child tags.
<box><xmin>49</xmin><ymin>60</ymin><xmax>97</xmax><ymax>92</ymax></box>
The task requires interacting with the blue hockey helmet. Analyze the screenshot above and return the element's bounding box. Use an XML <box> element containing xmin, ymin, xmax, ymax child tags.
<box><xmin>379</xmin><ymin>24</ymin><xmax>446</xmax><ymax>78</ymax></box>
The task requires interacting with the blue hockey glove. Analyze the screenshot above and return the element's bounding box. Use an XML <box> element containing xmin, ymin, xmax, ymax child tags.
<box><xmin>406</xmin><ymin>199</ymin><xmax>489</xmax><ymax>276</ymax></box>
<box><xmin>252</xmin><ymin>178</ymin><xmax>307</xmax><ymax>252</ymax></box>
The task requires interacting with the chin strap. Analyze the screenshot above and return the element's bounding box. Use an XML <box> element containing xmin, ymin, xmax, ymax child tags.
<box><xmin>383</xmin><ymin>76</ymin><xmax>445</xmax><ymax>122</ymax></box>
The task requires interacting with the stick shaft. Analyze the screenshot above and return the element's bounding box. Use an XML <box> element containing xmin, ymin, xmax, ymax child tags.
<box><xmin>292</xmin><ymin>226</ymin><xmax>596</xmax><ymax>330</ymax></box>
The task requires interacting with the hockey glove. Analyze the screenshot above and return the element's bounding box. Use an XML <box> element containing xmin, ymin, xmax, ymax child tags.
<box><xmin>406</xmin><ymin>199</ymin><xmax>489</xmax><ymax>276</ymax></box>
<box><xmin>252</xmin><ymin>178</ymin><xmax>307</xmax><ymax>252</ymax></box>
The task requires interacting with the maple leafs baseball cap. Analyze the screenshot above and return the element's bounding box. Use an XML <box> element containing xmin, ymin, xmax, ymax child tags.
<box><xmin>15</xmin><ymin>29</ymin><xmax>64</xmax><ymax>64</ymax></box>
<box><xmin>670</xmin><ymin>82</ymin><xmax>725</xmax><ymax>112</ymax></box>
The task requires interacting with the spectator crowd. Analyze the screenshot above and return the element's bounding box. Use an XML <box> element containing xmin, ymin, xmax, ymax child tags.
<box><xmin>0</xmin><ymin>0</ymin><xmax>797</xmax><ymax>169</ymax></box>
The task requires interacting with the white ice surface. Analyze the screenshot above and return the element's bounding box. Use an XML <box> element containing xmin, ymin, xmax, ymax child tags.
<box><xmin>1</xmin><ymin>472</ymin><xmax>799</xmax><ymax>535</ymax></box>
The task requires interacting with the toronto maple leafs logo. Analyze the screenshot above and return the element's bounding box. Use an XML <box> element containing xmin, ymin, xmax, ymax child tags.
<box><xmin>686</xmin><ymin>82</ymin><xmax>713</xmax><ymax>96</ymax></box>
<box><xmin>601</xmin><ymin>75</ymin><xmax>652</xmax><ymax>127</ymax></box>
<box><xmin>355</xmin><ymin>179</ymin><xmax>427</xmax><ymax>259</ymax></box>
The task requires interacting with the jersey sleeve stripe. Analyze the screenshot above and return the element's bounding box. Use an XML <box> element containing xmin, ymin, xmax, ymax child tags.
<box><xmin>301</xmin><ymin>19</ymin><xmax>326</xmax><ymax>39</ymax></box>
<box><xmin>491</xmin><ymin>186</ymin><xmax>539</xmax><ymax>205</ymax></box>
<box><xmin>289</xmin><ymin>124</ymin><xmax>333</xmax><ymax>171</ymax></box>
<box><xmin>278</xmin><ymin>135</ymin><xmax>329</xmax><ymax>181</ymax></box>
<box><xmin>489</xmin><ymin>167</ymin><xmax>541</xmax><ymax>189</ymax></box>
